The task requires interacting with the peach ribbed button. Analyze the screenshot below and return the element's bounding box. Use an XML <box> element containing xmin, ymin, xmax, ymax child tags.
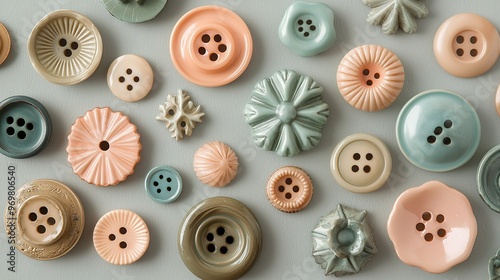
<box><xmin>107</xmin><ymin>54</ymin><xmax>154</xmax><ymax>102</ymax></box>
<box><xmin>266</xmin><ymin>166</ymin><xmax>313</xmax><ymax>213</ymax></box>
<box><xmin>193</xmin><ymin>141</ymin><xmax>239</xmax><ymax>187</ymax></box>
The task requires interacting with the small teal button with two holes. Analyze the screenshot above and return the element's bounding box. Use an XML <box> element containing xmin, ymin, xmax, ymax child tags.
<box><xmin>0</xmin><ymin>96</ymin><xmax>52</xmax><ymax>159</ymax></box>
<box><xmin>145</xmin><ymin>165</ymin><xmax>182</xmax><ymax>203</ymax></box>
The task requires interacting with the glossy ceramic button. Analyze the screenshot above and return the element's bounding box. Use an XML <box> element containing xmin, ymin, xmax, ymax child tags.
<box><xmin>67</xmin><ymin>107</ymin><xmax>141</xmax><ymax>186</ymax></box>
<box><xmin>363</xmin><ymin>0</ymin><xmax>428</xmax><ymax>35</ymax></box>
<box><xmin>101</xmin><ymin>0</ymin><xmax>167</xmax><ymax>23</ymax></box>
<box><xmin>477</xmin><ymin>145</ymin><xmax>500</xmax><ymax>213</ymax></box>
<box><xmin>266</xmin><ymin>166</ymin><xmax>313</xmax><ymax>213</ymax></box>
<box><xmin>278</xmin><ymin>1</ymin><xmax>336</xmax><ymax>57</ymax></box>
<box><xmin>331</xmin><ymin>133</ymin><xmax>391</xmax><ymax>193</ymax></box>
<box><xmin>489</xmin><ymin>250</ymin><xmax>500</xmax><ymax>279</ymax></box>
<box><xmin>144</xmin><ymin>165</ymin><xmax>182</xmax><ymax>203</ymax></box>
<box><xmin>337</xmin><ymin>45</ymin><xmax>405</xmax><ymax>111</ymax></box>
<box><xmin>107</xmin><ymin>54</ymin><xmax>154</xmax><ymax>102</ymax></box>
<box><xmin>93</xmin><ymin>209</ymin><xmax>149</xmax><ymax>265</ymax></box>
<box><xmin>27</xmin><ymin>10</ymin><xmax>103</xmax><ymax>85</ymax></box>
<box><xmin>387</xmin><ymin>181</ymin><xmax>477</xmax><ymax>273</ymax></box>
<box><xmin>4</xmin><ymin>179</ymin><xmax>84</xmax><ymax>260</ymax></box>
<box><xmin>170</xmin><ymin>6</ymin><xmax>253</xmax><ymax>87</ymax></box>
<box><xmin>0</xmin><ymin>23</ymin><xmax>11</xmax><ymax>65</ymax></box>
<box><xmin>434</xmin><ymin>13</ymin><xmax>500</xmax><ymax>78</ymax></box>
<box><xmin>193</xmin><ymin>141</ymin><xmax>239</xmax><ymax>188</ymax></box>
<box><xmin>312</xmin><ymin>204</ymin><xmax>377</xmax><ymax>276</ymax></box>
<box><xmin>0</xmin><ymin>96</ymin><xmax>52</xmax><ymax>159</ymax></box>
<box><xmin>178</xmin><ymin>197</ymin><xmax>261</xmax><ymax>280</ymax></box>
<box><xmin>396</xmin><ymin>90</ymin><xmax>480</xmax><ymax>172</ymax></box>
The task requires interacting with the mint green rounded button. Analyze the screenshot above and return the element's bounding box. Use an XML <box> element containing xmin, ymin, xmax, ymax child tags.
<box><xmin>101</xmin><ymin>0</ymin><xmax>167</xmax><ymax>23</ymax></box>
<box><xmin>0</xmin><ymin>96</ymin><xmax>52</xmax><ymax>159</ymax></box>
<box><xmin>279</xmin><ymin>1</ymin><xmax>336</xmax><ymax>57</ymax></box>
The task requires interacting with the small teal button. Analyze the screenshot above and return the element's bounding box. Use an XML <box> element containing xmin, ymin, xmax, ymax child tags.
<box><xmin>145</xmin><ymin>165</ymin><xmax>182</xmax><ymax>203</ymax></box>
<box><xmin>477</xmin><ymin>145</ymin><xmax>500</xmax><ymax>213</ymax></box>
<box><xmin>396</xmin><ymin>89</ymin><xmax>480</xmax><ymax>172</ymax></box>
<box><xmin>101</xmin><ymin>0</ymin><xmax>167</xmax><ymax>23</ymax></box>
<box><xmin>0</xmin><ymin>96</ymin><xmax>52</xmax><ymax>159</ymax></box>
<box><xmin>278</xmin><ymin>1</ymin><xmax>336</xmax><ymax>57</ymax></box>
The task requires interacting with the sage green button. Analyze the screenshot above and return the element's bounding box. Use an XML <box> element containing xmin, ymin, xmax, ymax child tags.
<box><xmin>0</xmin><ymin>96</ymin><xmax>52</xmax><ymax>159</ymax></box>
<box><xmin>101</xmin><ymin>0</ymin><xmax>168</xmax><ymax>23</ymax></box>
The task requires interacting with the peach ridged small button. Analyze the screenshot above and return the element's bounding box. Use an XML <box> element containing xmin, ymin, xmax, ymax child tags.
<box><xmin>93</xmin><ymin>209</ymin><xmax>150</xmax><ymax>265</ymax></box>
<box><xmin>107</xmin><ymin>54</ymin><xmax>154</xmax><ymax>102</ymax></box>
<box><xmin>193</xmin><ymin>141</ymin><xmax>239</xmax><ymax>187</ymax></box>
<box><xmin>0</xmin><ymin>23</ymin><xmax>11</xmax><ymax>65</ymax></box>
<box><xmin>266</xmin><ymin>166</ymin><xmax>313</xmax><ymax>213</ymax></box>
<box><xmin>434</xmin><ymin>13</ymin><xmax>500</xmax><ymax>78</ymax></box>
<box><xmin>67</xmin><ymin>107</ymin><xmax>141</xmax><ymax>186</ymax></box>
<box><xmin>4</xmin><ymin>179</ymin><xmax>85</xmax><ymax>260</ymax></box>
<box><xmin>337</xmin><ymin>44</ymin><xmax>405</xmax><ymax>112</ymax></box>
<box><xmin>170</xmin><ymin>6</ymin><xmax>253</xmax><ymax>87</ymax></box>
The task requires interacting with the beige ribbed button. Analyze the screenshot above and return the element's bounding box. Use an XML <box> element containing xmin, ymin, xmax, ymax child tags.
<box><xmin>4</xmin><ymin>179</ymin><xmax>85</xmax><ymax>260</ymax></box>
<box><xmin>0</xmin><ymin>23</ymin><xmax>11</xmax><ymax>65</ymax></box>
<box><xmin>266</xmin><ymin>166</ymin><xmax>313</xmax><ymax>213</ymax></box>
<box><xmin>107</xmin><ymin>54</ymin><xmax>154</xmax><ymax>102</ymax></box>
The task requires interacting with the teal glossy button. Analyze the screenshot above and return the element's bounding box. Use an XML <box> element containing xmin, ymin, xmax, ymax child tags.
<box><xmin>396</xmin><ymin>89</ymin><xmax>480</xmax><ymax>172</ymax></box>
<box><xmin>477</xmin><ymin>145</ymin><xmax>500</xmax><ymax>213</ymax></box>
<box><xmin>0</xmin><ymin>96</ymin><xmax>52</xmax><ymax>159</ymax></box>
<box><xmin>101</xmin><ymin>0</ymin><xmax>167</xmax><ymax>23</ymax></box>
<box><xmin>145</xmin><ymin>165</ymin><xmax>182</xmax><ymax>203</ymax></box>
<box><xmin>278</xmin><ymin>1</ymin><xmax>336</xmax><ymax>57</ymax></box>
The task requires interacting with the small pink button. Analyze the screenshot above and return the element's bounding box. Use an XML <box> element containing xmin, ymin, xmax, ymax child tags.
<box><xmin>107</xmin><ymin>54</ymin><xmax>154</xmax><ymax>102</ymax></box>
<box><xmin>266</xmin><ymin>166</ymin><xmax>313</xmax><ymax>213</ymax></box>
<box><xmin>170</xmin><ymin>6</ymin><xmax>253</xmax><ymax>87</ymax></box>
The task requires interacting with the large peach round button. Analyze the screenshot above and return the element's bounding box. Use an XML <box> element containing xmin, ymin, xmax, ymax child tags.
<box><xmin>266</xmin><ymin>166</ymin><xmax>313</xmax><ymax>213</ymax></box>
<box><xmin>0</xmin><ymin>23</ymin><xmax>11</xmax><ymax>65</ymax></box>
<box><xmin>107</xmin><ymin>54</ymin><xmax>154</xmax><ymax>102</ymax></box>
<box><xmin>434</xmin><ymin>13</ymin><xmax>500</xmax><ymax>78</ymax></box>
<box><xmin>170</xmin><ymin>6</ymin><xmax>253</xmax><ymax>87</ymax></box>
<box><xmin>331</xmin><ymin>133</ymin><xmax>392</xmax><ymax>193</ymax></box>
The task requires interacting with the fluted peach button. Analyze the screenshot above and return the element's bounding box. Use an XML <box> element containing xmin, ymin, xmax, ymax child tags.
<box><xmin>434</xmin><ymin>13</ymin><xmax>500</xmax><ymax>78</ymax></box>
<box><xmin>93</xmin><ymin>209</ymin><xmax>150</xmax><ymax>265</ymax></box>
<box><xmin>337</xmin><ymin>44</ymin><xmax>405</xmax><ymax>112</ymax></box>
<box><xmin>266</xmin><ymin>166</ymin><xmax>313</xmax><ymax>213</ymax></box>
<box><xmin>107</xmin><ymin>54</ymin><xmax>154</xmax><ymax>102</ymax></box>
<box><xmin>0</xmin><ymin>23</ymin><xmax>11</xmax><ymax>65</ymax></box>
<box><xmin>193</xmin><ymin>141</ymin><xmax>239</xmax><ymax>187</ymax></box>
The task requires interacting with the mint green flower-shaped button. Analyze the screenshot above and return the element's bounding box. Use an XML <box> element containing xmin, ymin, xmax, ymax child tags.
<box><xmin>279</xmin><ymin>1</ymin><xmax>336</xmax><ymax>57</ymax></box>
<box><xmin>145</xmin><ymin>165</ymin><xmax>182</xmax><ymax>203</ymax></box>
<box><xmin>244</xmin><ymin>70</ymin><xmax>329</xmax><ymax>157</ymax></box>
<box><xmin>101</xmin><ymin>0</ymin><xmax>167</xmax><ymax>23</ymax></box>
<box><xmin>396</xmin><ymin>90</ymin><xmax>480</xmax><ymax>172</ymax></box>
<box><xmin>0</xmin><ymin>96</ymin><xmax>52</xmax><ymax>159</ymax></box>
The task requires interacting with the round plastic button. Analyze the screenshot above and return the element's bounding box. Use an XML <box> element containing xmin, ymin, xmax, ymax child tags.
<box><xmin>477</xmin><ymin>145</ymin><xmax>500</xmax><ymax>213</ymax></box>
<box><xmin>337</xmin><ymin>45</ymin><xmax>405</xmax><ymax>111</ymax></box>
<box><xmin>278</xmin><ymin>1</ymin><xmax>336</xmax><ymax>57</ymax></box>
<box><xmin>144</xmin><ymin>165</ymin><xmax>182</xmax><ymax>203</ymax></box>
<box><xmin>331</xmin><ymin>133</ymin><xmax>392</xmax><ymax>193</ymax></box>
<box><xmin>0</xmin><ymin>23</ymin><xmax>11</xmax><ymax>65</ymax></box>
<box><xmin>434</xmin><ymin>13</ymin><xmax>500</xmax><ymax>78</ymax></box>
<box><xmin>107</xmin><ymin>54</ymin><xmax>154</xmax><ymax>102</ymax></box>
<box><xmin>396</xmin><ymin>89</ymin><xmax>480</xmax><ymax>172</ymax></box>
<box><xmin>170</xmin><ymin>6</ymin><xmax>253</xmax><ymax>87</ymax></box>
<box><xmin>0</xmin><ymin>95</ymin><xmax>52</xmax><ymax>159</ymax></box>
<box><xmin>266</xmin><ymin>166</ymin><xmax>313</xmax><ymax>213</ymax></box>
<box><xmin>27</xmin><ymin>10</ymin><xmax>103</xmax><ymax>85</ymax></box>
<box><xmin>193</xmin><ymin>141</ymin><xmax>239</xmax><ymax>187</ymax></box>
<box><xmin>93</xmin><ymin>209</ymin><xmax>150</xmax><ymax>265</ymax></box>
<box><xmin>101</xmin><ymin>0</ymin><xmax>167</xmax><ymax>23</ymax></box>
<box><xmin>178</xmin><ymin>197</ymin><xmax>261</xmax><ymax>280</ymax></box>
<box><xmin>4</xmin><ymin>179</ymin><xmax>85</xmax><ymax>260</ymax></box>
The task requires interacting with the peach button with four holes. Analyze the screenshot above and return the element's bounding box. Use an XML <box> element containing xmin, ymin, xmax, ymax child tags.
<box><xmin>107</xmin><ymin>54</ymin><xmax>154</xmax><ymax>102</ymax></box>
<box><xmin>266</xmin><ymin>166</ymin><xmax>313</xmax><ymax>213</ymax></box>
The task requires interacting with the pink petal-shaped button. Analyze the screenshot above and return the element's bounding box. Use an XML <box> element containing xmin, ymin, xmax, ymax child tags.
<box><xmin>387</xmin><ymin>181</ymin><xmax>477</xmax><ymax>273</ymax></box>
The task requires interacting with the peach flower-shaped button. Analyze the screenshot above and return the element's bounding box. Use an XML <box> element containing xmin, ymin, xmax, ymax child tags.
<box><xmin>337</xmin><ymin>44</ymin><xmax>405</xmax><ymax>112</ymax></box>
<box><xmin>193</xmin><ymin>141</ymin><xmax>239</xmax><ymax>187</ymax></box>
<box><xmin>387</xmin><ymin>181</ymin><xmax>477</xmax><ymax>273</ymax></box>
<box><xmin>434</xmin><ymin>13</ymin><xmax>500</xmax><ymax>78</ymax></box>
<box><xmin>266</xmin><ymin>166</ymin><xmax>313</xmax><ymax>213</ymax></box>
<box><xmin>67</xmin><ymin>107</ymin><xmax>141</xmax><ymax>186</ymax></box>
<box><xmin>170</xmin><ymin>6</ymin><xmax>253</xmax><ymax>87</ymax></box>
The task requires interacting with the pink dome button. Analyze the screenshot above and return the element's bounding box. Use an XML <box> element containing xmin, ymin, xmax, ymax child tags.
<box><xmin>193</xmin><ymin>141</ymin><xmax>239</xmax><ymax>187</ymax></box>
<box><xmin>170</xmin><ymin>6</ymin><xmax>253</xmax><ymax>87</ymax></box>
<box><xmin>107</xmin><ymin>54</ymin><xmax>154</xmax><ymax>102</ymax></box>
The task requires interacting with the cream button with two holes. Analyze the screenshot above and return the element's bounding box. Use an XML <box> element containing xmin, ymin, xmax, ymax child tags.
<box><xmin>331</xmin><ymin>133</ymin><xmax>392</xmax><ymax>193</ymax></box>
<box><xmin>107</xmin><ymin>54</ymin><xmax>154</xmax><ymax>102</ymax></box>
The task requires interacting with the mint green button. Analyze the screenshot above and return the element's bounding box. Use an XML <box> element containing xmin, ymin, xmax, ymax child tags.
<box><xmin>101</xmin><ymin>0</ymin><xmax>167</xmax><ymax>23</ymax></box>
<box><xmin>279</xmin><ymin>1</ymin><xmax>336</xmax><ymax>57</ymax></box>
<box><xmin>145</xmin><ymin>165</ymin><xmax>182</xmax><ymax>203</ymax></box>
<box><xmin>0</xmin><ymin>96</ymin><xmax>52</xmax><ymax>159</ymax></box>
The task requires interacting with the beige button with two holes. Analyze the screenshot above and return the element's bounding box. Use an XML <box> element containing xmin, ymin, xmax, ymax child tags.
<box><xmin>4</xmin><ymin>179</ymin><xmax>85</xmax><ymax>260</ymax></box>
<box><xmin>331</xmin><ymin>133</ymin><xmax>392</xmax><ymax>193</ymax></box>
<box><xmin>107</xmin><ymin>54</ymin><xmax>154</xmax><ymax>102</ymax></box>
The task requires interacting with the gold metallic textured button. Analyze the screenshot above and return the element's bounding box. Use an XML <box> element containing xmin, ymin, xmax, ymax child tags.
<box><xmin>0</xmin><ymin>23</ymin><xmax>11</xmax><ymax>65</ymax></box>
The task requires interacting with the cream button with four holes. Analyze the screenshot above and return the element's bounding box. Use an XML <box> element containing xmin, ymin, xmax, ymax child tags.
<box><xmin>331</xmin><ymin>133</ymin><xmax>392</xmax><ymax>193</ymax></box>
<box><xmin>107</xmin><ymin>54</ymin><xmax>154</xmax><ymax>102</ymax></box>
